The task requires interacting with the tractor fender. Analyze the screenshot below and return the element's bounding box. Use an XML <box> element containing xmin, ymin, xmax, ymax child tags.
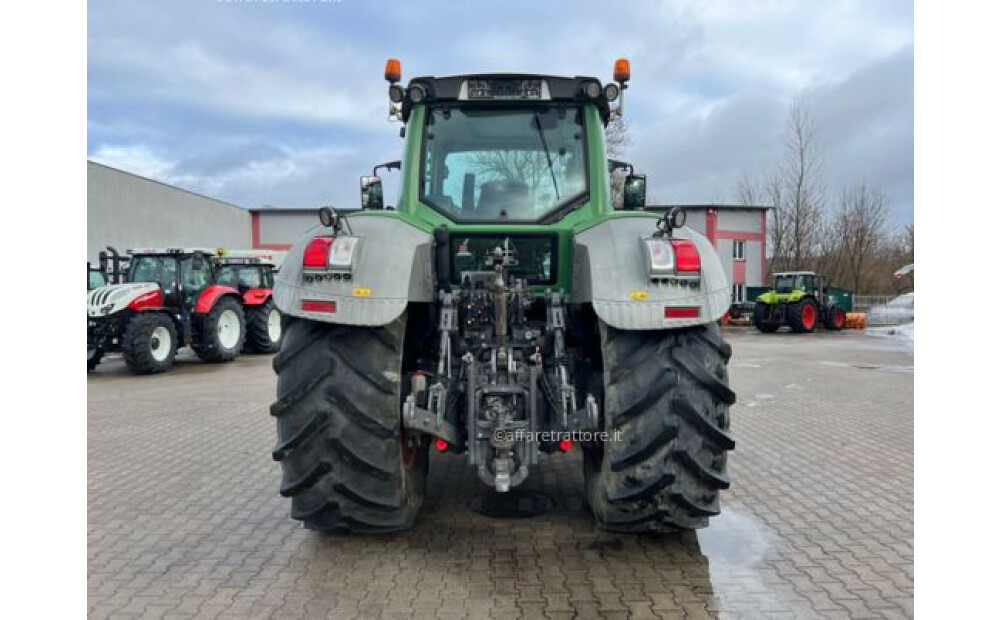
<box><xmin>272</xmin><ymin>215</ymin><xmax>434</xmax><ymax>326</ymax></box>
<box><xmin>242</xmin><ymin>288</ymin><xmax>272</xmax><ymax>306</ymax></box>
<box><xmin>194</xmin><ymin>285</ymin><xmax>242</xmax><ymax>314</ymax></box>
<box><xmin>572</xmin><ymin>217</ymin><xmax>730</xmax><ymax>329</ymax></box>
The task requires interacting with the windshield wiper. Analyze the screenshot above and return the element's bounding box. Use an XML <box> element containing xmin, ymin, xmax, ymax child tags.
<box><xmin>532</xmin><ymin>112</ymin><xmax>560</xmax><ymax>200</ymax></box>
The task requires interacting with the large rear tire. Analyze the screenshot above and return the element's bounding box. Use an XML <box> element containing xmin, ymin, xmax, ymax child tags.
<box><xmin>245</xmin><ymin>300</ymin><xmax>282</xmax><ymax>353</ymax></box>
<box><xmin>122</xmin><ymin>313</ymin><xmax>178</xmax><ymax>374</ymax></box>
<box><xmin>271</xmin><ymin>315</ymin><xmax>427</xmax><ymax>533</ymax></box>
<box><xmin>752</xmin><ymin>302</ymin><xmax>780</xmax><ymax>333</ymax></box>
<box><xmin>193</xmin><ymin>296</ymin><xmax>245</xmax><ymax>362</ymax></box>
<box><xmin>787</xmin><ymin>298</ymin><xmax>818</xmax><ymax>333</ymax></box>
<box><xmin>584</xmin><ymin>321</ymin><xmax>735</xmax><ymax>532</ymax></box>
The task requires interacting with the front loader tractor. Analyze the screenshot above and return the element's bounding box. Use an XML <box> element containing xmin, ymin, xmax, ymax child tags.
<box><xmin>270</xmin><ymin>59</ymin><xmax>736</xmax><ymax>534</ymax></box>
<box><xmin>752</xmin><ymin>271</ymin><xmax>847</xmax><ymax>333</ymax></box>
<box><xmin>87</xmin><ymin>248</ymin><xmax>246</xmax><ymax>373</ymax></box>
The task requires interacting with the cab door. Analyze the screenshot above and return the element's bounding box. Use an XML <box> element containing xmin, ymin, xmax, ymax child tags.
<box><xmin>179</xmin><ymin>256</ymin><xmax>214</xmax><ymax>312</ymax></box>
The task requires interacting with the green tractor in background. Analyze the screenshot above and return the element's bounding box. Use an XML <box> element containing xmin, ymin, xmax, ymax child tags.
<box><xmin>753</xmin><ymin>271</ymin><xmax>847</xmax><ymax>333</ymax></box>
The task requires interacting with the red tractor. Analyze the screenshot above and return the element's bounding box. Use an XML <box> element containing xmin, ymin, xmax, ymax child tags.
<box><xmin>87</xmin><ymin>248</ymin><xmax>246</xmax><ymax>373</ymax></box>
<box><xmin>214</xmin><ymin>252</ymin><xmax>283</xmax><ymax>353</ymax></box>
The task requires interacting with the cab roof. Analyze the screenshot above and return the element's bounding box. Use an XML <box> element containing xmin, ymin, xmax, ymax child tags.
<box><xmin>126</xmin><ymin>248</ymin><xmax>219</xmax><ymax>257</ymax></box>
<box><xmin>401</xmin><ymin>74</ymin><xmax>614</xmax><ymax>123</ymax></box>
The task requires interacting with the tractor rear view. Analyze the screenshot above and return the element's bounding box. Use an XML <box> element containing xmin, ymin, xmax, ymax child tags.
<box><xmin>753</xmin><ymin>271</ymin><xmax>847</xmax><ymax>333</ymax></box>
<box><xmin>269</xmin><ymin>59</ymin><xmax>736</xmax><ymax>534</ymax></box>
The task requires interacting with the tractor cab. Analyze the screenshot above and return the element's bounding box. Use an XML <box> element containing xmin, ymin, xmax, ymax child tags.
<box><xmin>774</xmin><ymin>271</ymin><xmax>815</xmax><ymax>294</ymax></box>
<box><xmin>214</xmin><ymin>254</ymin><xmax>276</xmax><ymax>295</ymax></box>
<box><xmin>124</xmin><ymin>249</ymin><xmax>217</xmax><ymax>310</ymax></box>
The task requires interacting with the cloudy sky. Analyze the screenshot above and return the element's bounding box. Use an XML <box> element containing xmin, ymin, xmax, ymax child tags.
<box><xmin>88</xmin><ymin>0</ymin><xmax>913</xmax><ymax>227</ymax></box>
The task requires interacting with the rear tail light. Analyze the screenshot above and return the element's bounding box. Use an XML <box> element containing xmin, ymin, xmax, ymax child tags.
<box><xmin>301</xmin><ymin>300</ymin><xmax>336</xmax><ymax>313</ymax></box>
<box><xmin>434</xmin><ymin>438</ymin><xmax>449</xmax><ymax>452</ymax></box>
<box><xmin>303</xmin><ymin>237</ymin><xmax>334</xmax><ymax>268</ymax></box>
<box><xmin>665</xmin><ymin>306</ymin><xmax>700</xmax><ymax>319</ymax></box>
<box><xmin>670</xmin><ymin>239</ymin><xmax>701</xmax><ymax>273</ymax></box>
<box><xmin>302</xmin><ymin>235</ymin><xmax>361</xmax><ymax>271</ymax></box>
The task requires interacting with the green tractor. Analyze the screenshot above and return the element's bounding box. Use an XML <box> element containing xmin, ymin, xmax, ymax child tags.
<box><xmin>753</xmin><ymin>271</ymin><xmax>847</xmax><ymax>333</ymax></box>
<box><xmin>270</xmin><ymin>58</ymin><xmax>736</xmax><ymax>534</ymax></box>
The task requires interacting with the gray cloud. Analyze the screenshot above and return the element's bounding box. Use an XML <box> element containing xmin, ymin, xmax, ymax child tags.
<box><xmin>88</xmin><ymin>0</ymin><xmax>913</xmax><ymax>225</ymax></box>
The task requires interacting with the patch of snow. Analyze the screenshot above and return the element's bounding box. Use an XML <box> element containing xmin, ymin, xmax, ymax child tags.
<box><xmin>867</xmin><ymin>321</ymin><xmax>914</xmax><ymax>350</ymax></box>
<box><xmin>868</xmin><ymin>292</ymin><xmax>915</xmax><ymax>324</ymax></box>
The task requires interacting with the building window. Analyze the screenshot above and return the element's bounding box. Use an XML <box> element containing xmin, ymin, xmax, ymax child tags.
<box><xmin>732</xmin><ymin>283</ymin><xmax>745</xmax><ymax>303</ymax></box>
<box><xmin>732</xmin><ymin>240</ymin><xmax>746</xmax><ymax>260</ymax></box>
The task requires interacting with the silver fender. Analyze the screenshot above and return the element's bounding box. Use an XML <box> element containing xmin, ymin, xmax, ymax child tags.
<box><xmin>272</xmin><ymin>216</ymin><xmax>434</xmax><ymax>326</ymax></box>
<box><xmin>572</xmin><ymin>217</ymin><xmax>730</xmax><ymax>329</ymax></box>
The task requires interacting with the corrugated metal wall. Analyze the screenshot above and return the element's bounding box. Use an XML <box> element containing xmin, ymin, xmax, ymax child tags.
<box><xmin>87</xmin><ymin>162</ymin><xmax>251</xmax><ymax>260</ymax></box>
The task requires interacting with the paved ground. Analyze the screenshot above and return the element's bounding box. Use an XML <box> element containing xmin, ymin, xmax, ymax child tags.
<box><xmin>88</xmin><ymin>328</ymin><xmax>913</xmax><ymax>619</ymax></box>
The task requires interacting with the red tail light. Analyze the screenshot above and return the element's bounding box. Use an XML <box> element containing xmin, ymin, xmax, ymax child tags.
<box><xmin>301</xmin><ymin>300</ymin><xmax>336</xmax><ymax>313</ymax></box>
<box><xmin>665</xmin><ymin>306</ymin><xmax>700</xmax><ymax>319</ymax></box>
<box><xmin>434</xmin><ymin>438</ymin><xmax>449</xmax><ymax>452</ymax></box>
<box><xmin>670</xmin><ymin>239</ymin><xmax>701</xmax><ymax>272</ymax></box>
<box><xmin>303</xmin><ymin>237</ymin><xmax>333</xmax><ymax>268</ymax></box>
<box><xmin>558</xmin><ymin>438</ymin><xmax>573</xmax><ymax>452</ymax></box>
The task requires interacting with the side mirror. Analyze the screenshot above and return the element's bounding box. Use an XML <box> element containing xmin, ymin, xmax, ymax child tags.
<box><xmin>622</xmin><ymin>174</ymin><xmax>647</xmax><ymax>210</ymax></box>
<box><xmin>192</xmin><ymin>252</ymin><xmax>205</xmax><ymax>271</ymax></box>
<box><xmin>361</xmin><ymin>175</ymin><xmax>384</xmax><ymax>210</ymax></box>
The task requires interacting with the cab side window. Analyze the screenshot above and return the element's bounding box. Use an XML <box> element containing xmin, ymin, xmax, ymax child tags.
<box><xmin>181</xmin><ymin>258</ymin><xmax>212</xmax><ymax>292</ymax></box>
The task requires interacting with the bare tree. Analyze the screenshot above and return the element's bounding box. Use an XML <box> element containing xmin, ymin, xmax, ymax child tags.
<box><xmin>835</xmin><ymin>181</ymin><xmax>890</xmax><ymax>292</ymax></box>
<box><xmin>736</xmin><ymin>171</ymin><xmax>788</xmax><ymax>276</ymax></box>
<box><xmin>734</xmin><ymin>101</ymin><xmax>825</xmax><ymax>276</ymax></box>
<box><xmin>781</xmin><ymin>100</ymin><xmax>826</xmax><ymax>269</ymax></box>
<box><xmin>605</xmin><ymin>115</ymin><xmax>630</xmax><ymax>159</ymax></box>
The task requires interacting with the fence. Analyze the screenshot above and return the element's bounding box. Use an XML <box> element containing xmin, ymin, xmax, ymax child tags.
<box><xmin>853</xmin><ymin>293</ymin><xmax>914</xmax><ymax>326</ymax></box>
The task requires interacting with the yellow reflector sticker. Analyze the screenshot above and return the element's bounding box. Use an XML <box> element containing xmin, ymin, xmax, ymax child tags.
<box><xmin>352</xmin><ymin>287</ymin><xmax>373</xmax><ymax>297</ymax></box>
<box><xmin>629</xmin><ymin>290</ymin><xmax>649</xmax><ymax>300</ymax></box>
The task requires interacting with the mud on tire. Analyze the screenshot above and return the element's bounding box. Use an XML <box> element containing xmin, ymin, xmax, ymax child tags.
<box><xmin>245</xmin><ymin>299</ymin><xmax>282</xmax><ymax>353</ymax></box>
<box><xmin>584</xmin><ymin>321</ymin><xmax>735</xmax><ymax>532</ymax></box>
<box><xmin>271</xmin><ymin>315</ymin><xmax>428</xmax><ymax>533</ymax></box>
<box><xmin>122</xmin><ymin>312</ymin><xmax>178</xmax><ymax>374</ymax></box>
<box><xmin>193</xmin><ymin>296</ymin><xmax>245</xmax><ymax>362</ymax></box>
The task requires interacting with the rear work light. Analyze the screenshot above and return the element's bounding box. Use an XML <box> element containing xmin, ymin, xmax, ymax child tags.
<box><xmin>641</xmin><ymin>237</ymin><xmax>675</xmax><ymax>277</ymax></box>
<box><xmin>301</xmin><ymin>300</ymin><xmax>336</xmax><ymax>313</ymax></box>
